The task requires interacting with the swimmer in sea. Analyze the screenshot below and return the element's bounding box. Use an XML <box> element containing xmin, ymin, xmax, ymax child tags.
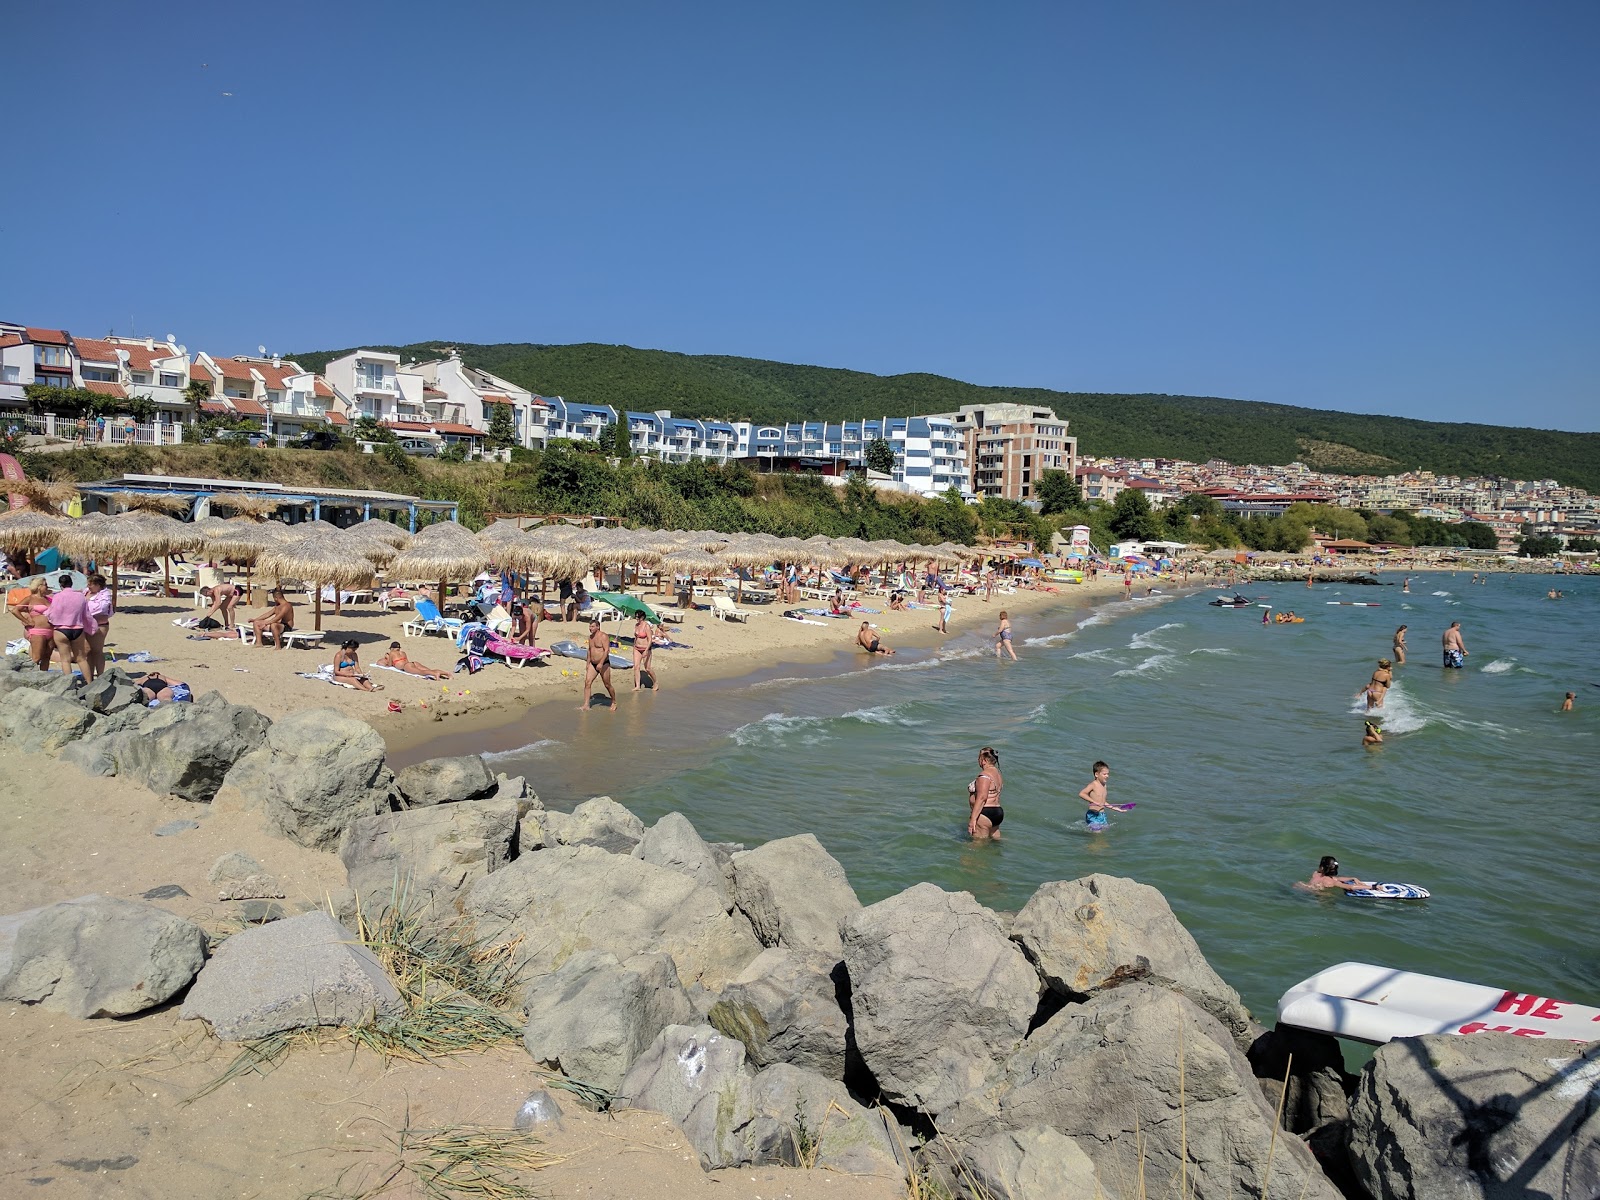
<box><xmin>1402</xmin><ymin>577</ymin><xmax>1411</xmax><ymax>593</ymax></box>
<box><xmin>1078</xmin><ymin>760</ymin><xmax>1111</xmax><ymax>832</ymax></box>
<box><xmin>1442</xmin><ymin>621</ymin><xmax>1468</xmax><ymax>669</ymax></box>
<box><xmin>1362</xmin><ymin>720</ymin><xmax>1383</xmax><ymax>748</ymax></box>
<box><xmin>995</xmin><ymin>610</ymin><xmax>1017</xmax><ymax>660</ymax></box>
<box><xmin>1561</xmin><ymin>691</ymin><xmax>1575</xmax><ymax>712</ymax></box>
<box><xmin>1393</xmin><ymin>625</ymin><xmax>1407</xmax><ymax>665</ymax></box>
<box><xmin>967</xmin><ymin>746</ymin><xmax>1003</xmax><ymax>840</ymax></box>
<box><xmin>1366</xmin><ymin>658</ymin><xmax>1393</xmax><ymax>708</ymax></box>
<box><xmin>1298</xmin><ymin>856</ymin><xmax>1374</xmax><ymax>893</ymax></box>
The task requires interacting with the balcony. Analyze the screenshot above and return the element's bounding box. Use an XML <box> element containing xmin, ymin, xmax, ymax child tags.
<box><xmin>354</xmin><ymin>376</ymin><xmax>397</xmax><ymax>394</ymax></box>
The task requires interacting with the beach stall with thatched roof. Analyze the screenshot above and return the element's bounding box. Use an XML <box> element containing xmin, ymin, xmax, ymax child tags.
<box><xmin>386</xmin><ymin>521</ymin><xmax>494</xmax><ymax>612</ymax></box>
<box><xmin>258</xmin><ymin>527</ymin><xmax>376</xmax><ymax>631</ymax></box>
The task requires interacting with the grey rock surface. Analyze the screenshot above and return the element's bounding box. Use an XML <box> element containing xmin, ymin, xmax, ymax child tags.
<box><xmin>548</xmin><ymin>796</ymin><xmax>645</xmax><ymax>854</ymax></box>
<box><xmin>215</xmin><ymin>709</ymin><xmax>395</xmax><ymax>850</ymax></box>
<box><xmin>114</xmin><ymin>699</ymin><xmax>271</xmax><ymax>803</ymax></box>
<box><xmin>1348</xmin><ymin>1033</ymin><xmax>1600</xmax><ymax>1200</ymax></box>
<box><xmin>748</xmin><ymin>1063</ymin><xmax>901</xmax><ymax>1176</ymax></box>
<box><xmin>180</xmin><ymin>911</ymin><xmax>404</xmax><ymax>1040</ymax></box>
<box><xmin>340</xmin><ymin>797</ymin><xmax>517</xmax><ymax>914</ymax></box>
<box><xmin>840</xmin><ymin>883</ymin><xmax>1039</xmax><ymax>1118</ymax></box>
<box><xmin>153</xmin><ymin>819</ymin><xmax>199</xmax><ymax>837</ymax></box>
<box><xmin>940</xmin><ymin>983</ymin><xmax>1339</xmax><ymax>1200</ymax></box>
<box><xmin>522</xmin><ymin>949</ymin><xmax>694</xmax><ymax>1100</ymax></box>
<box><xmin>957</xmin><ymin>1127</ymin><xmax>1110</xmax><ymax>1200</ymax></box>
<box><xmin>0</xmin><ymin>688</ymin><xmax>97</xmax><ymax>753</ymax></box>
<box><xmin>731</xmin><ymin>833</ymin><xmax>859</xmax><ymax>957</ymax></box>
<box><xmin>0</xmin><ymin>895</ymin><xmax>207</xmax><ymax>1019</ymax></box>
<box><xmin>516</xmin><ymin>811</ymin><xmax>548</xmax><ymax>854</ymax></box>
<box><xmin>80</xmin><ymin>668</ymin><xmax>145</xmax><ymax>715</ymax></box>
<box><xmin>208</xmin><ymin>851</ymin><xmax>285</xmax><ymax>901</ymax></box>
<box><xmin>59</xmin><ymin>732</ymin><xmax>119</xmax><ymax>776</ymax></box>
<box><xmin>394</xmin><ymin>755</ymin><xmax>496</xmax><ymax>808</ymax></box>
<box><xmin>1011</xmin><ymin>873</ymin><xmax>1254</xmax><ymax>1047</ymax></box>
<box><xmin>707</xmin><ymin>948</ymin><xmax>850</xmax><ymax>1078</ymax></box>
<box><xmin>464</xmin><ymin>844</ymin><xmax>761</xmax><ymax>989</ymax></box>
<box><xmin>616</xmin><ymin>1023</ymin><xmax>756</xmax><ymax>1169</ymax></box>
<box><xmin>637</xmin><ymin>812</ymin><xmax>731</xmax><ymax>909</ymax></box>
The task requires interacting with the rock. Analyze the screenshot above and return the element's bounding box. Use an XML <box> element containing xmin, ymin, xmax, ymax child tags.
<box><xmin>616</xmin><ymin>1023</ymin><xmax>756</xmax><ymax>1169</ymax></box>
<box><xmin>840</xmin><ymin>883</ymin><xmax>1039</xmax><ymax>1118</ymax></box>
<box><xmin>464</xmin><ymin>844</ymin><xmax>761</xmax><ymax>990</ymax></box>
<box><xmin>235</xmin><ymin>900</ymin><xmax>286</xmax><ymax>923</ymax></box>
<box><xmin>513</xmin><ymin>1088</ymin><xmax>564</xmax><ymax>1132</ymax></box>
<box><xmin>79</xmin><ymin>668</ymin><xmax>144</xmax><ymax>715</ymax></box>
<box><xmin>707</xmin><ymin>948</ymin><xmax>850</xmax><ymax>1078</ymax></box>
<box><xmin>522</xmin><ymin>950</ymin><xmax>694</xmax><ymax>1100</ymax></box>
<box><xmin>731</xmin><ymin>834</ymin><xmax>859</xmax><ymax>956</ymax></box>
<box><xmin>492</xmin><ymin>773</ymin><xmax>539</xmax><ymax>810</ymax></box>
<box><xmin>637</xmin><ymin>812</ymin><xmax>731</xmax><ymax>909</ymax></box>
<box><xmin>340</xmin><ymin>798</ymin><xmax>517</xmax><ymax>915</ymax></box>
<box><xmin>395</xmin><ymin>755</ymin><xmax>496</xmax><ymax>808</ymax></box>
<box><xmin>207</xmin><ymin>851</ymin><xmax>285</xmax><ymax>901</ymax></box>
<box><xmin>940</xmin><ymin>983</ymin><xmax>1339</xmax><ymax>1200</ymax></box>
<box><xmin>1347</xmin><ymin>1033</ymin><xmax>1600</xmax><ymax>1200</ymax></box>
<box><xmin>59</xmin><ymin>733</ymin><xmax>119</xmax><ymax>777</ymax></box>
<box><xmin>215</xmin><ymin>709</ymin><xmax>395</xmax><ymax>851</ymax></box>
<box><xmin>114</xmin><ymin>700</ymin><xmax>271</xmax><ymax>803</ymax></box>
<box><xmin>153</xmin><ymin>819</ymin><xmax>200</xmax><ymax>837</ymax></box>
<box><xmin>1011</xmin><ymin>873</ymin><xmax>1253</xmax><ymax>1047</ymax></box>
<box><xmin>957</xmin><ymin>1127</ymin><xmax>1110</xmax><ymax>1200</ymax></box>
<box><xmin>180</xmin><ymin>911</ymin><xmax>404</xmax><ymax>1041</ymax></box>
<box><xmin>141</xmin><ymin>884</ymin><xmax>190</xmax><ymax>900</ymax></box>
<box><xmin>1248</xmin><ymin>1025</ymin><xmax>1354</xmax><ymax>1135</ymax></box>
<box><xmin>0</xmin><ymin>689</ymin><xmax>97</xmax><ymax>753</ymax></box>
<box><xmin>0</xmin><ymin>895</ymin><xmax>207</xmax><ymax>1019</ymax></box>
<box><xmin>517</xmin><ymin>811</ymin><xmax>548</xmax><ymax>854</ymax></box>
<box><xmin>748</xmin><ymin>1063</ymin><xmax>901</xmax><ymax>1176</ymax></box>
<box><xmin>548</xmin><ymin>796</ymin><xmax>644</xmax><ymax>854</ymax></box>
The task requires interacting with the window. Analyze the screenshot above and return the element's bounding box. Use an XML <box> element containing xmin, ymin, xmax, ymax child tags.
<box><xmin>159</xmin><ymin>372</ymin><xmax>181</xmax><ymax>388</ymax></box>
<box><xmin>39</xmin><ymin>374</ymin><xmax>70</xmax><ymax>388</ymax></box>
<box><xmin>82</xmin><ymin>367</ymin><xmax>117</xmax><ymax>382</ymax></box>
<box><xmin>131</xmin><ymin>373</ymin><xmax>150</xmax><ymax>385</ymax></box>
<box><xmin>34</xmin><ymin>346</ymin><xmax>67</xmax><ymax>367</ymax></box>
<box><xmin>0</xmin><ymin>365</ymin><xmax>18</xmax><ymax>383</ymax></box>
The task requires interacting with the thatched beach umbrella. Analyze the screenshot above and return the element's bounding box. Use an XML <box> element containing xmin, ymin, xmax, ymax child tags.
<box><xmin>106</xmin><ymin>491</ymin><xmax>193</xmax><ymax>517</ymax></box>
<box><xmin>659</xmin><ymin>547</ymin><xmax>724</xmax><ymax>600</ymax></box>
<box><xmin>207</xmin><ymin>492</ymin><xmax>283</xmax><ymax>520</ymax></box>
<box><xmin>57</xmin><ymin>511</ymin><xmax>187</xmax><ymax>610</ymax></box>
<box><xmin>353</xmin><ymin>517</ymin><xmax>412</xmax><ymax>549</ymax></box>
<box><xmin>0</xmin><ymin>507</ymin><xmax>69</xmax><ymax>559</ymax></box>
<box><xmin>198</xmin><ymin>518</ymin><xmax>292</xmax><ymax>603</ymax></box>
<box><xmin>259</xmin><ymin>528</ymin><xmax>376</xmax><ymax>631</ymax></box>
<box><xmin>386</xmin><ymin>521</ymin><xmax>494</xmax><ymax>611</ymax></box>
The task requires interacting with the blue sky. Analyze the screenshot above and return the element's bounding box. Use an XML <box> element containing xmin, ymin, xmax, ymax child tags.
<box><xmin>4</xmin><ymin>1</ymin><xmax>1595</xmax><ymax>430</ymax></box>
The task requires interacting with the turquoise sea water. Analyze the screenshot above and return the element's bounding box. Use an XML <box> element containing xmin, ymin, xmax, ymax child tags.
<box><xmin>465</xmin><ymin>572</ymin><xmax>1600</xmax><ymax>1031</ymax></box>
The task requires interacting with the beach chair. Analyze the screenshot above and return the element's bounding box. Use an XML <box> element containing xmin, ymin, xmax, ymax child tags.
<box><xmin>711</xmin><ymin>594</ymin><xmax>751</xmax><ymax>623</ymax></box>
<box><xmin>283</xmin><ymin>630</ymin><xmax>325</xmax><ymax>651</ymax></box>
<box><xmin>402</xmin><ymin>597</ymin><xmax>464</xmax><ymax>638</ymax></box>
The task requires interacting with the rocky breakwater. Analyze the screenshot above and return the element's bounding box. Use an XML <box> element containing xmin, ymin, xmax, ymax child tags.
<box><xmin>3</xmin><ymin>652</ymin><xmax>1596</xmax><ymax>1197</ymax></box>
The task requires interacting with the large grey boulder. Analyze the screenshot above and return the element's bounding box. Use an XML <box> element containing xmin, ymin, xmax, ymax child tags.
<box><xmin>840</xmin><ymin>883</ymin><xmax>1039</xmax><ymax>1118</ymax></box>
<box><xmin>1011</xmin><ymin>873</ymin><xmax>1253</xmax><ymax>1047</ymax></box>
<box><xmin>340</xmin><ymin>798</ymin><xmax>517</xmax><ymax>915</ymax></box>
<box><xmin>544</xmin><ymin>796</ymin><xmax>645</xmax><ymax>854</ymax></box>
<box><xmin>617</xmin><ymin>1023</ymin><xmax>758</xmax><ymax>1169</ymax></box>
<box><xmin>637</xmin><ymin>812</ymin><xmax>731</xmax><ymax>909</ymax></box>
<box><xmin>181</xmin><ymin>911</ymin><xmax>404</xmax><ymax>1040</ymax></box>
<box><xmin>114</xmin><ymin>699</ymin><xmax>271</xmax><ymax>803</ymax></box>
<box><xmin>208</xmin><ymin>851</ymin><xmax>285</xmax><ymax>901</ymax></box>
<box><xmin>707</xmin><ymin>948</ymin><xmax>850</xmax><ymax>1078</ymax></box>
<box><xmin>464</xmin><ymin>844</ymin><xmax>761</xmax><ymax>990</ymax></box>
<box><xmin>955</xmin><ymin>1127</ymin><xmax>1110</xmax><ymax>1200</ymax></box>
<box><xmin>748</xmin><ymin>1063</ymin><xmax>901</xmax><ymax>1176</ymax></box>
<box><xmin>80</xmin><ymin>667</ymin><xmax>145</xmax><ymax>715</ymax></box>
<box><xmin>215</xmin><ymin>708</ymin><xmax>395</xmax><ymax>850</ymax></box>
<box><xmin>0</xmin><ymin>688</ymin><xmax>97</xmax><ymax>753</ymax></box>
<box><xmin>522</xmin><ymin>950</ymin><xmax>693</xmax><ymax>1100</ymax></box>
<box><xmin>1248</xmin><ymin>1025</ymin><xmax>1354</xmax><ymax>1135</ymax></box>
<box><xmin>1348</xmin><ymin>1033</ymin><xmax>1600</xmax><ymax>1200</ymax></box>
<box><xmin>395</xmin><ymin>755</ymin><xmax>496</xmax><ymax>808</ymax></box>
<box><xmin>731</xmin><ymin>833</ymin><xmax>859</xmax><ymax>957</ymax></box>
<box><xmin>941</xmin><ymin>982</ymin><xmax>1340</xmax><ymax>1200</ymax></box>
<box><xmin>0</xmin><ymin>895</ymin><xmax>207</xmax><ymax>1019</ymax></box>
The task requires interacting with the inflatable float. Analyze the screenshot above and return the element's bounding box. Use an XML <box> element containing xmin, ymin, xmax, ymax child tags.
<box><xmin>1342</xmin><ymin>882</ymin><xmax>1429</xmax><ymax>898</ymax></box>
<box><xmin>549</xmin><ymin>639</ymin><xmax>632</xmax><ymax>670</ymax></box>
<box><xmin>1277</xmin><ymin>961</ymin><xmax>1600</xmax><ymax>1045</ymax></box>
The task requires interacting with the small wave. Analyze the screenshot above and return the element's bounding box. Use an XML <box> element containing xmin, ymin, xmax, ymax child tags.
<box><xmin>1350</xmin><ymin>685</ymin><xmax>1427</xmax><ymax>734</ymax></box>
<box><xmin>1482</xmin><ymin>658</ymin><xmax>1516</xmax><ymax>674</ymax></box>
<box><xmin>731</xmin><ymin>712</ymin><xmax>832</xmax><ymax>748</ymax></box>
<box><xmin>1023</xmin><ymin>631</ymin><xmax>1077</xmax><ymax>648</ymax></box>
<box><xmin>1129</xmin><ymin>622</ymin><xmax>1185</xmax><ymax>650</ymax></box>
<box><xmin>1024</xmin><ymin>703</ymin><xmax>1049</xmax><ymax>721</ymax></box>
<box><xmin>1432</xmin><ymin>590</ymin><xmax>1451</xmax><ymax>597</ymax></box>
<box><xmin>482</xmin><ymin>738</ymin><xmax>561</xmax><ymax>762</ymax></box>
<box><xmin>1068</xmin><ymin>647</ymin><xmax>1121</xmax><ymax>663</ymax></box>
<box><xmin>1189</xmin><ymin>647</ymin><xmax>1235</xmax><ymax>656</ymax></box>
<box><xmin>1113</xmin><ymin>653</ymin><xmax>1177</xmax><ymax>678</ymax></box>
<box><xmin>841</xmin><ymin>705</ymin><xmax>928</xmax><ymax>726</ymax></box>
<box><xmin>873</xmin><ymin>657</ymin><xmax>943</xmax><ymax>673</ymax></box>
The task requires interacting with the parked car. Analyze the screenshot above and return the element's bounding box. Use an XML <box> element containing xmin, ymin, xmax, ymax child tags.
<box><xmin>296</xmin><ymin>429</ymin><xmax>341</xmax><ymax>451</ymax></box>
<box><xmin>397</xmin><ymin>438</ymin><xmax>440</xmax><ymax>457</ymax></box>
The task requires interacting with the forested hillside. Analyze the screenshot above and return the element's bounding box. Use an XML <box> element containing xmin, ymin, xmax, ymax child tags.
<box><xmin>291</xmin><ymin>342</ymin><xmax>1600</xmax><ymax>491</ymax></box>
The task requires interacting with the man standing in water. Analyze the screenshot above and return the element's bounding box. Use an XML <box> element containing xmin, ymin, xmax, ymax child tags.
<box><xmin>1079</xmin><ymin>761</ymin><xmax>1111</xmax><ymax>832</ymax></box>
<box><xmin>1442</xmin><ymin>621</ymin><xmax>1468</xmax><ymax>669</ymax></box>
<box><xmin>579</xmin><ymin>617</ymin><xmax>617</xmax><ymax>711</ymax></box>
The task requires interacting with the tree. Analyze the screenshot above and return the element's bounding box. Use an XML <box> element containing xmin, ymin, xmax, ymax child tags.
<box><xmin>1108</xmin><ymin>488</ymin><xmax>1162</xmax><ymax>541</ymax></box>
<box><xmin>182</xmin><ymin>379</ymin><xmax>212</xmax><ymax>422</ymax></box>
<box><xmin>485</xmin><ymin>402</ymin><xmax>517</xmax><ymax>450</ymax></box>
<box><xmin>1566</xmin><ymin>536</ymin><xmax>1598</xmax><ymax>553</ymax></box>
<box><xmin>1034</xmin><ymin>469</ymin><xmax>1082</xmax><ymax>515</ymax></box>
<box><xmin>1517</xmin><ymin>534</ymin><xmax>1563</xmax><ymax>557</ymax></box>
<box><xmin>865</xmin><ymin>437</ymin><xmax>895</xmax><ymax>475</ymax></box>
<box><xmin>1458</xmin><ymin>522</ymin><xmax>1499</xmax><ymax>550</ymax></box>
<box><xmin>352</xmin><ymin>416</ymin><xmax>395</xmax><ymax>443</ymax></box>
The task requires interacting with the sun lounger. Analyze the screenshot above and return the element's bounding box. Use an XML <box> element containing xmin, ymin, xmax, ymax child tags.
<box><xmin>710</xmin><ymin>595</ymin><xmax>751</xmax><ymax>623</ymax></box>
<box><xmin>402</xmin><ymin>597</ymin><xmax>464</xmax><ymax>638</ymax></box>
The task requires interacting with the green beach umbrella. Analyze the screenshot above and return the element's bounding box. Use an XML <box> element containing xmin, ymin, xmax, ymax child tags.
<box><xmin>592</xmin><ymin>591</ymin><xmax>658</xmax><ymax>622</ymax></box>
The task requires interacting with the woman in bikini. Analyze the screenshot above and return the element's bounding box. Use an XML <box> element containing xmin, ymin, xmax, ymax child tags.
<box><xmin>10</xmin><ymin>578</ymin><xmax>54</xmax><ymax>670</ymax></box>
<box><xmin>1366</xmin><ymin>658</ymin><xmax>1393</xmax><ymax>709</ymax></box>
<box><xmin>631</xmin><ymin>614</ymin><xmax>658</xmax><ymax>691</ymax></box>
<box><xmin>967</xmin><ymin>746</ymin><xmax>1003</xmax><ymax>840</ymax></box>
<box><xmin>333</xmin><ymin>639</ymin><xmax>381</xmax><ymax>692</ymax></box>
<box><xmin>995</xmin><ymin>610</ymin><xmax>1017</xmax><ymax>660</ymax></box>
<box><xmin>375</xmin><ymin>640</ymin><xmax>451</xmax><ymax>680</ymax></box>
<box><xmin>1392</xmin><ymin>625</ymin><xmax>1407</xmax><ymax>665</ymax></box>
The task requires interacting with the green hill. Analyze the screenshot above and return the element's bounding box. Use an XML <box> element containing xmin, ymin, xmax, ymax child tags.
<box><xmin>291</xmin><ymin>342</ymin><xmax>1600</xmax><ymax>492</ymax></box>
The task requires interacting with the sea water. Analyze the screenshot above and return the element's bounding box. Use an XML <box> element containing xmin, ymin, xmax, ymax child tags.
<box><xmin>475</xmin><ymin>572</ymin><xmax>1600</xmax><ymax>1029</ymax></box>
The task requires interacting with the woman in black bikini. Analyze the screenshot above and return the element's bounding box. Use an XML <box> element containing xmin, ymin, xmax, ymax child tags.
<box><xmin>967</xmin><ymin>746</ymin><xmax>1003</xmax><ymax>840</ymax></box>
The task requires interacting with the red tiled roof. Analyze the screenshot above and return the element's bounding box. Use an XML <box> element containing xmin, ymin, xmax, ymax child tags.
<box><xmin>111</xmin><ymin>340</ymin><xmax>175</xmax><ymax>371</ymax></box>
<box><xmin>72</xmin><ymin>337</ymin><xmax>120</xmax><ymax>364</ymax></box>
<box><xmin>383</xmin><ymin>420</ymin><xmax>434</xmax><ymax>433</ymax></box>
<box><xmin>83</xmin><ymin>380</ymin><xmax>128</xmax><ymax>399</ymax></box>
<box><xmin>191</xmin><ymin>361</ymin><xmax>214</xmax><ymax>381</ymax></box>
<box><xmin>0</xmin><ymin>334</ymin><xmax>22</xmax><ymax>349</ymax></box>
<box><xmin>25</xmin><ymin>328</ymin><xmax>69</xmax><ymax>345</ymax></box>
<box><xmin>480</xmin><ymin>393</ymin><xmax>510</xmax><ymax>403</ymax></box>
<box><xmin>432</xmin><ymin>422</ymin><xmax>484</xmax><ymax>436</ymax></box>
<box><xmin>226</xmin><ymin>397</ymin><xmax>268</xmax><ymax>416</ymax></box>
<box><xmin>423</xmin><ymin>386</ymin><xmax>448</xmax><ymax>398</ymax></box>
<box><xmin>326</xmin><ymin>411</ymin><xmax>349</xmax><ymax>426</ymax></box>
<box><xmin>200</xmin><ymin>401</ymin><xmax>230</xmax><ymax>415</ymax></box>
<box><xmin>313</xmin><ymin>377</ymin><xmax>335</xmax><ymax>398</ymax></box>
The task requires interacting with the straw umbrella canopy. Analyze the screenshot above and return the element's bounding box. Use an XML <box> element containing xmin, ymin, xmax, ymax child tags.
<box><xmin>0</xmin><ymin>507</ymin><xmax>69</xmax><ymax>557</ymax></box>
<box><xmin>658</xmin><ymin>547</ymin><xmax>724</xmax><ymax>601</ymax></box>
<box><xmin>352</xmin><ymin>517</ymin><xmax>412</xmax><ymax>549</ymax></box>
<box><xmin>57</xmin><ymin>511</ymin><xmax>187</xmax><ymax>608</ymax></box>
<box><xmin>207</xmin><ymin>492</ymin><xmax>284</xmax><ymax>520</ymax></box>
<box><xmin>386</xmin><ymin>521</ymin><xmax>495</xmax><ymax>610</ymax></box>
<box><xmin>9</xmin><ymin>478</ymin><xmax>81</xmax><ymax>512</ymax></box>
<box><xmin>635</xmin><ymin>528</ymin><xmax>691</xmax><ymax>558</ymax></box>
<box><xmin>258</xmin><ymin>528</ymin><xmax>376</xmax><ymax>631</ymax></box>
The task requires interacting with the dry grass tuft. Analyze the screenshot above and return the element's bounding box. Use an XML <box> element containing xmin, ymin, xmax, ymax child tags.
<box><xmin>307</xmin><ymin>1117</ymin><xmax>561</xmax><ymax>1200</ymax></box>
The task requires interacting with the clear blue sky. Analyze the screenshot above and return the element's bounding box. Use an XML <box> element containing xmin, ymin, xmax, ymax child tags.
<box><xmin>4</xmin><ymin>1</ymin><xmax>1596</xmax><ymax>430</ymax></box>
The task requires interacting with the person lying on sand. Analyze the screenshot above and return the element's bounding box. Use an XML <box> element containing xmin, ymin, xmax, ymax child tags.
<box><xmin>856</xmin><ymin>620</ymin><xmax>895</xmax><ymax>655</ymax></box>
<box><xmin>333</xmin><ymin>639</ymin><xmax>381</xmax><ymax>692</ymax></box>
<box><xmin>134</xmin><ymin>671</ymin><xmax>192</xmax><ymax>705</ymax></box>
<box><xmin>375</xmin><ymin>641</ymin><xmax>451</xmax><ymax>680</ymax></box>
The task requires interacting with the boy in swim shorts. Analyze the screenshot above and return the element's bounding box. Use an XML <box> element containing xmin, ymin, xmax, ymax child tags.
<box><xmin>1078</xmin><ymin>760</ymin><xmax>1111</xmax><ymax>831</ymax></box>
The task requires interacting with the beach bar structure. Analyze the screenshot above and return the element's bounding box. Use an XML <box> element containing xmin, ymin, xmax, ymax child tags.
<box><xmin>74</xmin><ymin>473</ymin><xmax>459</xmax><ymax>531</ymax></box>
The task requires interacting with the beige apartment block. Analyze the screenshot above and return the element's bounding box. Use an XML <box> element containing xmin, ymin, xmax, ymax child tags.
<box><xmin>949</xmin><ymin>403</ymin><xmax>1077</xmax><ymax>502</ymax></box>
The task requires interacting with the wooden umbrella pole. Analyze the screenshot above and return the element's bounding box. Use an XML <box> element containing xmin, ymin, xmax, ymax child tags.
<box><xmin>315</xmin><ymin>582</ymin><xmax>323</xmax><ymax>632</ymax></box>
<box><xmin>163</xmin><ymin>554</ymin><xmax>171</xmax><ymax>597</ymax></box>
<box><xmin>111</xmin><ymin>560</ymin><xmax>119</xmax><ymax>614</ymax></box>
<box><xmin>438</xmin><ymin>577</ymin><xmax>446</xmax><ymax>612</ymax></box>
<box><xmin>246</xmin><ymin>561</ymin><xmax>253</xmax><ymax>605</ymax></box>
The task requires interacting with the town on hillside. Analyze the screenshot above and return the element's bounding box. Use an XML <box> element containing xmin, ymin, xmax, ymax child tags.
<box><xmin>2</xmin><ymin>322</ymin><xmax>1593</xmax><ymax>552</ymax></box>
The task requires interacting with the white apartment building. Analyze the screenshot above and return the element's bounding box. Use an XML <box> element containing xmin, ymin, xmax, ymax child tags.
<box><xmin>0</xmin><ymin>325</ymin><xmax>75</xmax><ymax>406</ymax></box>
<box><xmin>191</xmin><ymin>353</ymin><xmax>347</xmax><ymax>436</ymax></box>
<box><xmin>324</xmin><ymin>349</ymin><xmax>403</xmax><ymax>424</ymax></box>
<box><xmin>405</xmin><ymin>350</ymin><xmax>544</xmax><ymax>448</ymax></box>
<box><xmin>74</xmin><ymin>335</ymin><xmax>193</xmax><ymax>426</ymax></box>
